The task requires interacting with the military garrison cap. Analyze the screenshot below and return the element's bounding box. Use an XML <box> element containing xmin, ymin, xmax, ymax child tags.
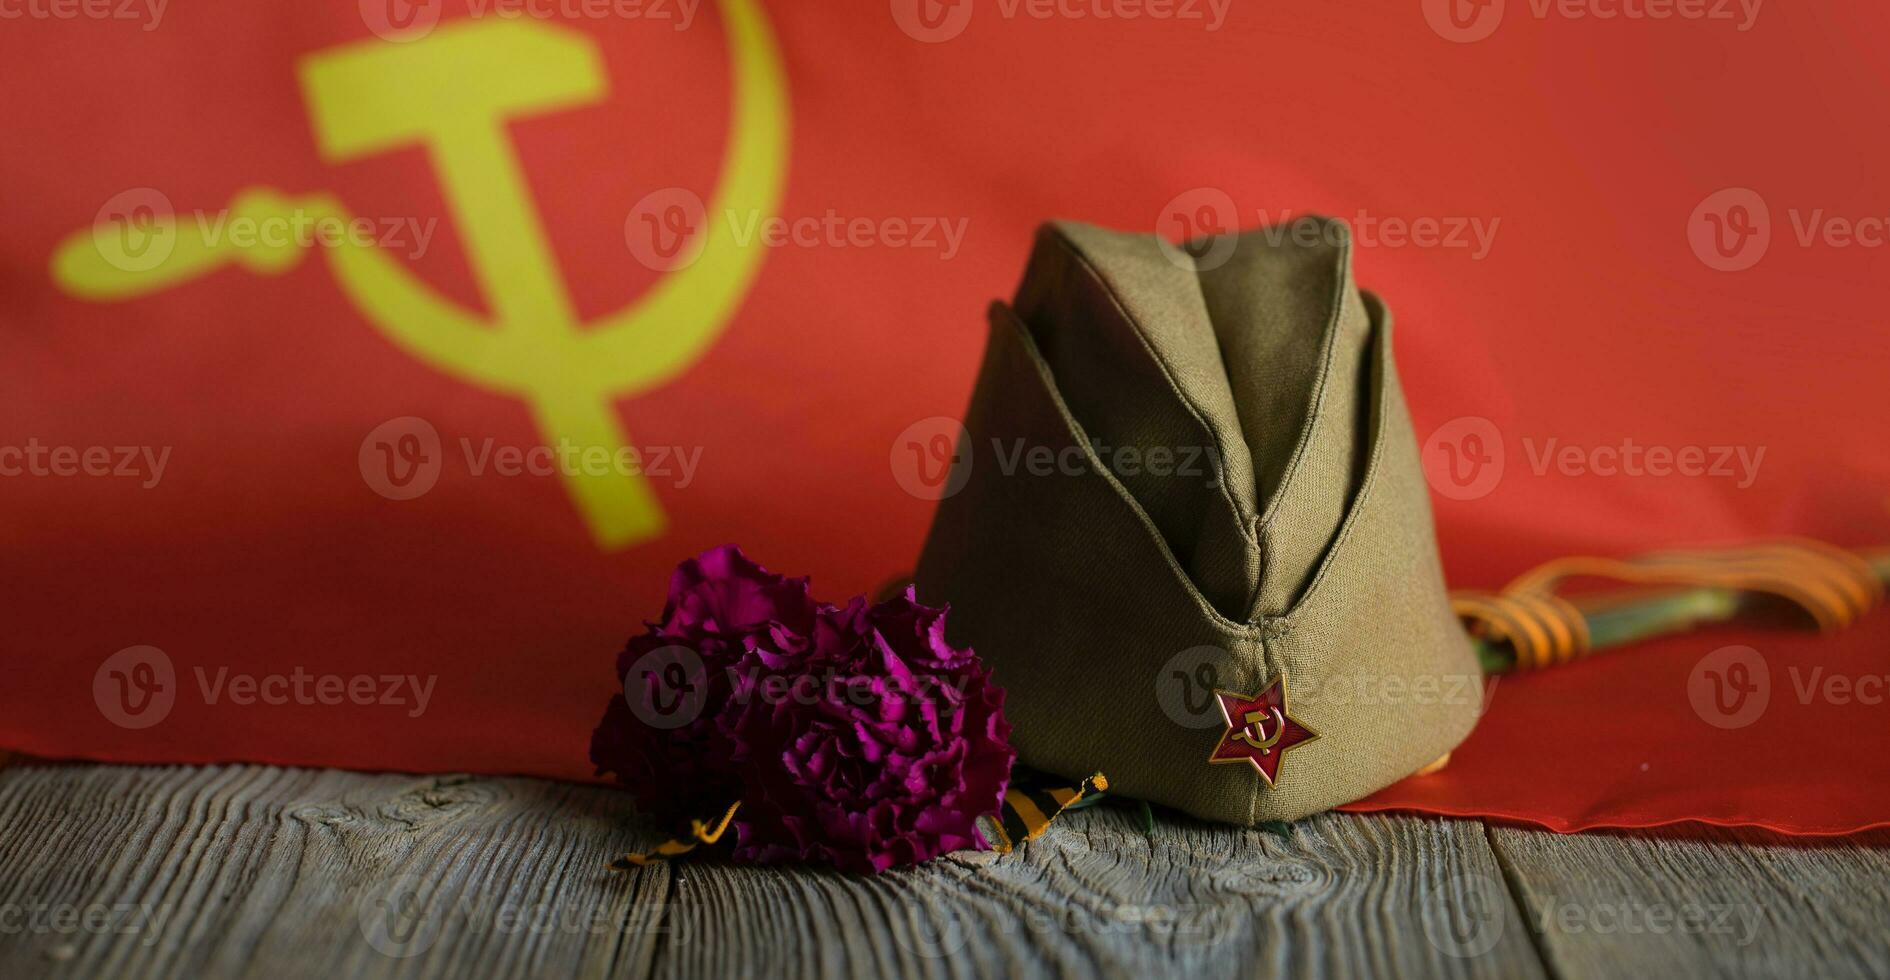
<box><xmin>914</xmin><ymin>217</ymin><xmax>1482</xmax><ymax>824</ymax></box>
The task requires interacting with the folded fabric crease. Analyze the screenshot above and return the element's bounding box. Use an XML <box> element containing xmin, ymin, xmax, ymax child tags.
<box><xmin>915</xmin><ymin>218</ymin><xmax>1483</xmax><ymax>824</ymax></box>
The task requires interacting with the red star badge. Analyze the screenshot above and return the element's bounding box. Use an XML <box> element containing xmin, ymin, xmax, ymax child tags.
<box><xmin>1209</xmin><ymin>676</ymin><xmax>1318</xmax><ymax>787</ymax></box>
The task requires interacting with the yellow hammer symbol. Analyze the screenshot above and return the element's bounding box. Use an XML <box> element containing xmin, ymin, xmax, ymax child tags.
<box><xmin>49</xmin><ymin>3</ymin><xmax>790</xmax><ymax>551</ymax></box>
<box><xmin>1236</xmin><ymin>707</ymin><xmax>1285</xmax><ymax>753</ymax></box>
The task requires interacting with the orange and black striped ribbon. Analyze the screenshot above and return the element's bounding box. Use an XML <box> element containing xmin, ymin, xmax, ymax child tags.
<box><xmin>1452</xmin><ymin>588</ymin><xmax>1593</xmax><ymax>671</ymax></box>
<box><xmin>975</xmin><ymin>773</ymin><xmax>1109</xmax><ymax>854</ymax></box>
<box><xmin>609</xmin><ymin>800</ymin><xmax>742</xmax><ymax>870</ymax></box>
<box><xmin>1454</xmin><ymin>538</ymin><xmax>1884</xmax><ymax>672</ymax></box>
<box><xmin>609</xmin><ymin>773</ymin><xmax>1111</xmax><ymax>869</ymax></box>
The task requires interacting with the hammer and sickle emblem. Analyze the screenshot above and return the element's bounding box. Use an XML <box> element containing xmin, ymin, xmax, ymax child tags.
<box><xmin>1234</xmin><ymin>706</ymin><xmax>1285</xmax><ymax>754</ymax></box>
<box><xmin>49</xmin><ymin>1</ymin><xmax>790</xmax><ymax>551</ymax></box>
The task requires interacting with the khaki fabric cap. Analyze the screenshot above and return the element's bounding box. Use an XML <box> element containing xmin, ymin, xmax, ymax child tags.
<box><xmin>913</xmin><ymin>218</ymin><xmax>1483</xmax><ymax>824</ymax></box>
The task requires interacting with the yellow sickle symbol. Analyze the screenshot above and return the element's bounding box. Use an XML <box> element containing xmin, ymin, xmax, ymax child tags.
<box><xmin>1235</xmin><ymin>706</ymin><xmax>1285</xmax><ymax>754</ymax></box>
<box><xmin>49</xmin><ymin>2</ymin><xmax>790</xmax><ymax>551</ymax></box>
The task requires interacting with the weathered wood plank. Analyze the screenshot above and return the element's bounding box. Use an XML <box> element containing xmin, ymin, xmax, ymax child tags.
<box><xmin>0</xmin><ymin>764</ymin><xmax>670</xmax><ymax>980</ymax></box>
<box><xmin>1489</xmin><ymin>823</ymin><xmax>1890</xmax><ymax>979</ymax></box>
<box><xmin>0</xmin><ymin>764</ymin><xmax>1547</xmax><ymax>979</ymax></box>
<box><xmin>653</xmin><ymin>805</ymin><xmax>1546</xmax><ymax>980</ymax></box>
<box><xmin>8</xmin><ymin>762</ymin><xmax>1890</xmax><ymax>979</ymax></box>
<box><xmin>52</xmin><ymin>761</ymin><xmax>1890</xmax><ymax>979</ymax></box>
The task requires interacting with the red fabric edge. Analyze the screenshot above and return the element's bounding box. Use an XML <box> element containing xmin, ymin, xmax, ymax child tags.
<box><xmin>0</xmin><ymin>744</ymin><xmax>604</xmax><ymax>790</ymax></box>
<box><xmin>1336</xmin><ymin>800</ymin><xmax>1890</xmax><ymax>838</ymax></box>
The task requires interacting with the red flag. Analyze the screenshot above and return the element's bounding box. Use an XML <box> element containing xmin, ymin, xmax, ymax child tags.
<box><xmin>4</xmin><ymin>0</ymin><xmax>1887</xmax><ymax>834</ymax></box>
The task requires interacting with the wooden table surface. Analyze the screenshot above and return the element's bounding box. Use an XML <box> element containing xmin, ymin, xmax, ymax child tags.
<box><xmin>1</xmin><ymin>761</ymin><xmax>1886</xmax><ymax>979</ymax></box>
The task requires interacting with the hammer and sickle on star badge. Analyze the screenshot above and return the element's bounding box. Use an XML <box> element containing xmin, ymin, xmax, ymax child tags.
<box><xmin>1235</xmin><ymin>706</ymin><xmax>1285</xmax><ymax>754</ymax></box>
<box><xmin>49</xmin><ymin>0</ymin><xmax>790</xmax><ymax>551</ymax></box>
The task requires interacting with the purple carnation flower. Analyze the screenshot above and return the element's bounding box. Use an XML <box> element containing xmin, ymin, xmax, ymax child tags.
<box><xmin>589</xmin><ymin>546</ymin><xmax>819</xmax><ymax>831</ymax></box>
<box><xmin>724</xmin><ymin>590</ymin><xmax>1015</xmax><ymax>874</ymax></box>
<box><xmin>590</xmin><ymin>546</ymin><xmax>1015</xmax><ymax>873</ymax></box>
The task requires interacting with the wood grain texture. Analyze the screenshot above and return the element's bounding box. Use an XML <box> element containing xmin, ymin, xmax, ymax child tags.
<box><xmin>1489</xmin><ymin>824</ymin><xmax>1890</xmax><ymax>979</ymax></box>
<box><xmin>652</xmin><ymin>805</ymin><xmax>1543</xmax><ymax>980</ymax></box>
<box><xmin>0</xmin><ymin>763</ymin><xmax>1885</xmax><ymax>979</ymax></box>
<box><xmin>0</xmin><ymin>765</ymin><xmax>670</xmax><ymax>980</ymax></box>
